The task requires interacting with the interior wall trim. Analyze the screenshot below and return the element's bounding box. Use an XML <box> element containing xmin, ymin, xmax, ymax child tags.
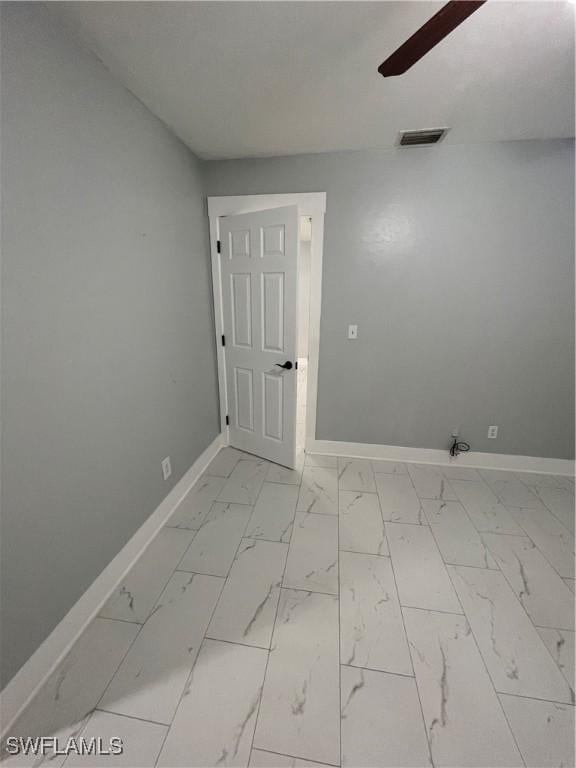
<box><xmin>207</xmin><ymin>192</ymin><xmax>326</xmax><ymax>455</ymax></box>
<box><xmin>308</xmin><ymin>439</ymin><xmax>574</xmax><ymax>476</ymax></box>
<box><xmin>0</xmin><ymin>432</ymin><xmax>227</xmax><ymax>738</ymax></box>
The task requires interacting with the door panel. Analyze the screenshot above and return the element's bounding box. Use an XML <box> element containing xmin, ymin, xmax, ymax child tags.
<box><xmin>234</xmin><ymin>367</ymin><xmax>254</xmax><ymax>432</ymax></box>
<box><xmin>220</xmin><ymin>205</ymin><xmax>298</xmax><ymax>468</ymax></box>
<box><xmin>230</xmin><ymin>229</ymin><xmax>251</xmax><ymax>258</ymax></box>
<box><xmin>263</xmin><ymin>373</ymin><xmax>283</xmax><ymax>441</ymax></box>
<box><xmin>231</xmin><ymin>274</ymin><xmax>252</xmax><ymax>347</ymax></box>
<box><xmin>261</xmin><ymin>273</ymin><xmax>284</xmax><ymax>353</ymax></box>
<box><xmin>262</xmin><ymin>225</ymin><xmax>285</xmax><ymax>257</ymax></box>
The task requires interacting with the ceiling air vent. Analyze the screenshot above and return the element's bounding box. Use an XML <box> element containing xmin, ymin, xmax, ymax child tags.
<box><xmin>398</xmin><ymin>129</ymin><xmax>447</xmax><ymax>147</ymax></box>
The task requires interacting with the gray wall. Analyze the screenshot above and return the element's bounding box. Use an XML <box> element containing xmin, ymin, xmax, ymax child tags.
<box><xmin>203</xmin><ymin>140</ymin><xmax>575</xmax><ymax>459</ymax></box>
<box><xmin>2</xmin><ymin>0</ymin><xmax>573</xmax><ymax>693</ymax></box>
<box><xmin>1</xmin><ymin>3</ymin><xmax>219</xmax><ymax>687</ymax></box>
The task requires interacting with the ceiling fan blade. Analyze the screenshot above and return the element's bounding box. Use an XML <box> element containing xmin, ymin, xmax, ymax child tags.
<box><xmin>378</xmin><ymin>0</ymin><xmax>487</xmax><ymax>78</ymax></box>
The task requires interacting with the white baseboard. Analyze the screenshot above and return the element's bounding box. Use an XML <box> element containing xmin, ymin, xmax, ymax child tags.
<box><xmin>308</xmin><ymin>439</ymin><xmax>574</xmax><ymax>476</ymax></box>
<box><xmin>0</xmin><ymin>432</ymin><xmax>227</xmax><ymax>738</ymax></box>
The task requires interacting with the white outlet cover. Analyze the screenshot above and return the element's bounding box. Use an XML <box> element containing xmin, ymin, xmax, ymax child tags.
<box><xmin>487</xmin><ymin>426</ymin><xmax>499</xmax><ymax>439</ymax></box>
<box><xmin>162</xmin><ymin>457</ymin><xmax>172</xmax><ymax>480</ymax></box>
<box><xmin>348</xmin><ymin>324</ymin><xmax>358</xmax><ymax>339</ymax></box>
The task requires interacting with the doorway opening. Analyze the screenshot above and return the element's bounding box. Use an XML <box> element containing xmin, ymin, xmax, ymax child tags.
<box><xmin>207</xmin><ymin>193</ymin><xmax>326</xmax><ymax>469</ymax></box>
<box><xmin>295</xmin><ymin>215</ymin><xmax>312</xmax><ymax>469</ymax></box>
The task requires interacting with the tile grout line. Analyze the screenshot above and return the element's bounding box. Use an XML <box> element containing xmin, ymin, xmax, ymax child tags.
<box><xmin>375</xmin><ymin>486</ymin><xmax>390</xmax><ymax>556</ymax></box>
<box><xmin>394</xmin><ymin>469</ymin><xmax>544</xmax><ymax>767</ymax></box>
<box><xmin>92</xmin><ymin>617</ymin><xmax>147</xmax><ymax>733</ymax></box>
<box><xmin>514</xmin><ymin>601</ymin><xmax>576</xmax><ymax>704</ymax></box>
<box><xmin>405</xmin><ymin>464</ymin><xmax>428</xmax><ymax>529</ymax></box>
<box><xmin>477</xmin><ymin>535</ymin><xmax>576</xmax><ymax>642</ymax></box>
<box><xmin>450</xmin><ymin>546</ymin><xmax>573</xmax><ymax>659</ymax></box>
<box><xmin>103</xmin><ymin>564</ymin><xmax>227</xmax><ymax>739</ymax></box>
<box><xmin>500</xmin><ymin>501</ymin><xmax>574</xmax><ymax>583</ymax></box>
<box><xmin>339</xmin><ymin>549</ymin><xmax>392</xmax><ymax>559</ymax></box>
<box><xmin>152</xmin><ymin>460</ymin><xmax>258</xmax><ymax>767</ymax></box>
<box><xmin>99</xmin><ymin>527</ymin><xmax>198</xmax><ymax>625</ymax></box>
<box><xmin>505</xmin><ymin>495</ymin><xmax>574</xmax><ymax>538</ymax></box>
<box><xmin>20</xmin><ymin>450</ymin><xmax>573</xmax><ymax>768</ymax></box>
<box><xmin>295</xmin><ymin>508</ymin><xmax>338</xmax><ymax>519</ymax></box>
<box><xmin>397</xmin><ymin>603</ymin><xmax>465</xmax><ymax>617</ymax></box>
<box><xmin>65</xmin><ymin>451</ymin><xmax>243</xmax><ymax>766</ymax></box>
<box><xmin>385</xmin><ymin>515</ymin><xmax>435</xmax><ymax>768</ymax></box>
<box><xmin>94</xmin><ymin>707</ymin><xmax>170</xmax><ymax>729</ymax></box>
<box><xmin>247</xmin><ymin>462</ymin><xmax>300</xmax><ymax>763</ymax></box>
<box><xmin>340</xmin><ymin>662</ymin><xmax>415</xmax><ymax>680</ymax></box>
<box><xmin>97</xmin><ymin>615</ymin><xmax>143</xmax><ymax>627</ymax></box>
<box><xmin>447</xmin><ymin>475</ymin><xmax>552</xmax><ymax>575</ymax></box>
<box><xmin>495</xmin><ymin>690</ymin><xmax>576</xmax><ymax>707</ymax></box>
<box><xmin>420</xmin><ymin>493</ymin><xmax>499</xmax><ymax>570</ymax></box>
<box><xmin>443</xmin><ymin>564</ymin><xmax>528</xmax><ymax>767</ymax></box>
<box><xmin>252</xmin><ymin>746</ymin><xmax>339</xmax><ymax>767</ymax></box>
<box><xmin>402</xmin><ymin>473</ymin><xmax>564</xmax><ymax>766</ymax></box>
<box><xmin>200</xmin><ymin>635</ymin><xmax>272</xmax><ymax>652</ymax></box>
<box><xmin>527</xmin><ymin>482</ymin><xmax>576</xmax><ymax>534</ymax></box>
<box><xmin>532</xmin><ymin>622</ymin><xmax>575</xmax><ymax>632</ymax></box>
<box><xmin>172</xmin><ymin>484</ymin><xmax>255</xmax><ymax>581</ymax></box>
<box><xmin>486</xmin><ymin>472</ymin><xmax>545</xmax><ymax>513</ymax></box>
<box><xmin>152</xmin><ymin>570</ymin><xmax>229</xmax><ymax>766</ymax></box>
<box><xmin>481</xmin><ymin>471</ymin><xmax>575</xmax><ymax>543</ymax></box>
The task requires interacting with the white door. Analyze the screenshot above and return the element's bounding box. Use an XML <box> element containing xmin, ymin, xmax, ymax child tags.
<box><xmin>220</xmin><ymin>205</ymin><xmax>299</xmax><ymax>468</ymax></box>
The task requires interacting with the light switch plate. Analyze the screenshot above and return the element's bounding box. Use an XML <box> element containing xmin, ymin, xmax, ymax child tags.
<box><xmin>348</xmin><ymin>324</ymin><xmax>358</xmax><ymax>340</ymax></box>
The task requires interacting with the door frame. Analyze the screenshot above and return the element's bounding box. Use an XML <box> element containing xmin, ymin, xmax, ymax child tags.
<box><xmin>207</xmin><ymin>192</ymin><xmax>326</xmax><ymax>453</ymax></box>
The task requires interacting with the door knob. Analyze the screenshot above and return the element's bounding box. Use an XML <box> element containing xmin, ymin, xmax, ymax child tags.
<box><xmin>275</xmin><ymin>361</ymin><xmax>293</xmax><ymax>370</ymax></box>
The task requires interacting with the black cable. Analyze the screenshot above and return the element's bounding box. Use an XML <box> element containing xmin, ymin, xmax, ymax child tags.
<box><xmin>450</xmin><ymin>438</ymin><xmax>470</xmax><ymax>457</ymax></box>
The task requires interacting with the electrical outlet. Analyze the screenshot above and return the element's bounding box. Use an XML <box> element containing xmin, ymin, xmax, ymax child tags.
<box><xmin>487</xmin><ymin>426</ymin><xmax>498</xmax><ymax>439</ymax></box>
<box><xmin>348</xmin><ymin>324</ymin><xmax>358</xmax><ymax>340</ymax></box>
<box><xmin>451</xmin><ymin>426</ymin><xmax>460</xmax><ymax>439</ymax></box>
<box><xmin>162</xmin><ymin>456</ymin><xmax>172</xmax><ymax>480</ymax></box>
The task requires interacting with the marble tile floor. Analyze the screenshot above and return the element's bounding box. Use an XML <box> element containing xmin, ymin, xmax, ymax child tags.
<box><xmin>3</xmin><ymin>449</ymin><xmax>574</xmax><ymax>767</ymax></box>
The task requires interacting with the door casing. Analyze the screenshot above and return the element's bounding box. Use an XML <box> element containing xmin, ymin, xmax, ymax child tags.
<box><xmin>207</xmin><ymin>193</ymin><xmax>326</xmax><ymax>453</ymax></box>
